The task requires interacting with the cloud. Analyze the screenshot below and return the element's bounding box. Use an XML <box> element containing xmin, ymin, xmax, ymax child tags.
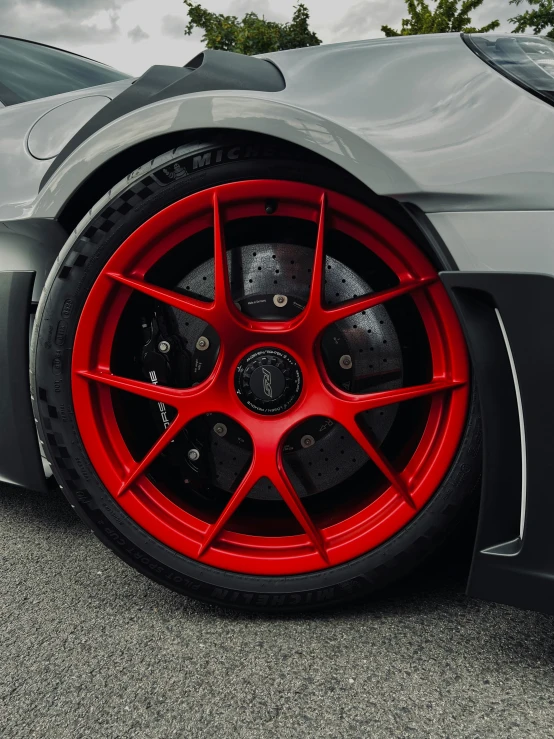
<box><xmin>227</xmin><ymin>0</ymin><xmax>287</xmax><ymax>22</ymax></box>
<box><xmin>333</xmin><ymin>0</ymin><xmax>404</xmax><ymax>40</ymax></box>
<box><xmin>0</xmin><ymin>0</ymin><xmax>126</xmax><ymax>46</ymax></box>
<box><xmin>161</xmin><ymin>14</ymin><xmax>186</xmax><ymax>39</ymax></box>
<box><xmin>37</xmin><ymin>13</ymin><xmax>121</xmax><ymax>45</ymax></box>
<box><xmin>470</xmin><ymin>0</ymin><xmax>515</xmax><ymax>30</ymax></box>
<box><xmin>127</xmin><ymin>24</ymin><xmax>149</xmax><ymax>42</ymax></box>
<box><xmin>0</xmin><ymin>0</ymin><xmax>121</xmax><ymax>20</ymax></box>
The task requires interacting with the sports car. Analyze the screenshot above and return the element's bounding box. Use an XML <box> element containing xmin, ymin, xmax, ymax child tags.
<box><xmin>1</xmin><ymin>31</ymin><xmax>553</xmax><ymax>613</ymax></box>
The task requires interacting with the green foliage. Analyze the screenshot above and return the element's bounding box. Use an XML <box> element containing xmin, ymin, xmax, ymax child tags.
<box><xmin>381</xmin><ymin>0</ymin><xmax>500</xmax><ymax>37</ymax></box>
<box><xmin>183</xmin><ymin>1</ymin><xmax>321</xmax><ymax>55</ymax></box>
<box><xmin>508</xmin><ymin>0</ymin><xmax>554</xmax><ymax>39</ymax></box>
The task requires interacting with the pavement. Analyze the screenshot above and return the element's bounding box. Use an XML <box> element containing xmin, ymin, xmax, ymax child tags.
<box><xmin>1</xmin><ymin>482</ymin><xmax>553</xmax><ymax>739</ymax></box>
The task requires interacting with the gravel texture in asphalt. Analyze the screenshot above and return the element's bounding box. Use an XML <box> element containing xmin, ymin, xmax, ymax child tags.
<box><xmin>1</xmin><ymin>482</ymin><xmax>553</xmax><ymax>739</ymax></box>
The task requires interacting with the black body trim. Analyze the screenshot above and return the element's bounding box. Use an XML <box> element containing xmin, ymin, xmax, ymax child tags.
<box><xmin>0</xmin><ymin>272</ymin><xmax>47</xmax><ymax>492</ymax></box>
<box><xmin>0</xmin><ymin>219</ymin><xmax>67</xmax><ymax>302</ymax></box>
<box><xmin>441</xmin><ymin>271</ymin><xmax>554</xmax><ymax>615</ymax></box>
<box><xmin>40</xmin><ymin>50</ymin><xmax>286</xmax><ymax>189</ymax></box>
<box><xmin>402</xmin><ymin>203</ymin><xmax>459</xmax><ymax>271</ymax></box>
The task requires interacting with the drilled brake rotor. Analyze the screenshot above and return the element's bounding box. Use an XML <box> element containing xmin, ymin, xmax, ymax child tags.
<box><xmin>162</xmin><ymin>243</ymin><xmax>403</xmax><ymax>501</ymax></box>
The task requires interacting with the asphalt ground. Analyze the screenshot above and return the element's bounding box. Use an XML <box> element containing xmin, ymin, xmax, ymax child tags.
<box><xmin>1</xmin><ymin>481</ymin><xmax>553</xmax><ymax>739</ymax></box>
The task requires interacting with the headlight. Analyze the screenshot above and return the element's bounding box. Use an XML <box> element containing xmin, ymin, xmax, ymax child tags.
<box><xmin>463</xmin><ymin>33</ymin><xmax>554</xmax><ymax>106</ymax></box>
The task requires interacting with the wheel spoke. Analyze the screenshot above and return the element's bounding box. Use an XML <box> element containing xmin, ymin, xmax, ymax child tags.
<box><xmin>116</xmin><ymin>414</ymin><xmax>186</xmax><ymax>497</ymax></box>
<box><xmin>342</xmin><ymin>417</ymin><xmax>414</xmax><ymax>507</ymax></box>
<box><xmin>272</xmin><ymin>452</ymin><xmax>329</xmax><ymax>563</ymax></box>
<box><xmin>106</xmin><ymin>272</ymin><xmax>215</xmax><ymax>321</ymax></box>
<box><xmin>77</xmin><ymin>370</ymin><xmax>216</xmax><ymax>497</ymax></box>
<box><xmin>212</xmin><ymin>192</ymin><xmax>234</xmax><ymax>313</ymax></box>
<box><xmin>76</xmin><ymin>369</ymin><xmax>184</xmax><ymax>404</ymax></box>
<box><xmin>305</xmin><ymin>193</ymin><xmax>327</xmax><ymax>316</ymax></box>
<box><xmin>335</xmin><ymin>378</ymin><xmax>467</xmax><ymax>414</ymax></box>
<box><xmin>198</xmin><ymin>440</ymin><xmax>328</xmax><ymax>562</ymax></box>
<box><xmin>198</xmin><ymin>456</ymin><xmax>263</xmax><ymax>557</ymax></box>
<box><xmin>320</xmin><ymin>276</ymin><xmax>437</xmax><ymax>328</ymax></box>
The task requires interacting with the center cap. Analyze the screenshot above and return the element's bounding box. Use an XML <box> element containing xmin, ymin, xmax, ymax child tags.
<box><xmin>235</xmin><ymin>347</ymin><xmax>303</xmax><ymax>415</ymax></box>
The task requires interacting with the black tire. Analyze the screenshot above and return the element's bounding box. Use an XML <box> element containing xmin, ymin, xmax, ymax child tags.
<box><xmin>31</xmin><ymin>136</ymin><xmax>482</xmax><ymax>612</ymax></box>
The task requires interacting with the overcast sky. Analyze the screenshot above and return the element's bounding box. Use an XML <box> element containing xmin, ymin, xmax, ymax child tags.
<box><xmin>2</xmin><ymin>0</ymin><xmax>518</xmax><ymax>76</ymax></box>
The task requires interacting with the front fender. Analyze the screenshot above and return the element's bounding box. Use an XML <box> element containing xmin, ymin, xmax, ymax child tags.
<box><xmin>29</xmin><ymin>32</ymin><xmax>554</xmax><ymax>223</ymax></box>
<box><xmin>29</xmin><ymin>92</ymin><xmax>417</xmax><ymax>221</ymax></box>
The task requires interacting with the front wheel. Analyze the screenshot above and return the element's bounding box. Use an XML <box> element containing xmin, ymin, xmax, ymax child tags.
<box><xmin>32</xmin><ymin>140</ymin><xmax>481</xmax><ymax>611</ymax></box>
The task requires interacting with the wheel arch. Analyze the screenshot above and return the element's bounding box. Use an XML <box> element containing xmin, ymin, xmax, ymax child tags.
<box><xmin>55</xmin><ymin>128</ymin><xmax>318</xmax><ymax>234</ymax></box>
<box><xmin>52</xmin><ymin>126</ymin><xmax>455</xmax><ymax>273</ymax></box>
<box><xmin>31</xmin><ymin>92</ymin><xmax>418</xmax><ymax>226</ymax></box>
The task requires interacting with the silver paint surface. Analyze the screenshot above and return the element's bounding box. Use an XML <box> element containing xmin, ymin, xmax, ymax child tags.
<box><xmin>27</xmin><ymin>34</ymin><xmax>554</xmax><ymax>220</ymax></box>
<box><xmin>27</xmin><ymin>95</ymin><xmax>111</xmax><ymax>160</ymax></box>
<box><xmin>0</xmin><ymin>79</ymin><xmax>131</xmax><ymax>220</ymax></box>
<box><xmin>1</xmin><ymin>34</ymin><xmax>554</xmax><ymax>275</ymax></box>
<box><xmin>428</xmin><ymin>210</ymin><xmax>554</xmax><ymax>273</ymax></box>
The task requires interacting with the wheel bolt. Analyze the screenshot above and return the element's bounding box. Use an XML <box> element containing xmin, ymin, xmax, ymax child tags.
<box><xmin>158</xmin><ymin>340</ymin><xmax>171</xmax><ymax>354</ymax></box>
<box><xmin>214</xmin><ymin>423</ymin><xmax>228</xmax><ymax>438</ymax></box>
<box><xmin>188</xmin><ymin>449</ymin><xmax>200</xmax><ymax>462</ymax></box>
<box><xmin>196</xmin><ymin>336</ymin><xmax>210</xmax><ymax>351</ymax></box>
<box><xmin>340</xmin><ymin>355</ymin><xmax>353</xmax><ymax>370</ymax></box>
<box><xmin>273</xmin><ymin>295</ymin><xmax>288</xmax><ymax>308</ymax></box>
<box><xmin>301</xmin><ymin>435</ymin><xmax>315</xmax><ymax>449</ymax></box>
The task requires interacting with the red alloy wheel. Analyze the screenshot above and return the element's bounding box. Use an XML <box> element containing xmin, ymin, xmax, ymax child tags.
<box><xmin>72</xmin><ymin>180</ymin><xmax>469</xmax><ymax>576</ymax></box>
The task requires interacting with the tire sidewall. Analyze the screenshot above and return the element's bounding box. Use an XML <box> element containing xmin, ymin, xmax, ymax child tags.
<box><xmin>31</xmin><ymin>139</ymin><xmax>481</xmax><ymax>612</ymax></box>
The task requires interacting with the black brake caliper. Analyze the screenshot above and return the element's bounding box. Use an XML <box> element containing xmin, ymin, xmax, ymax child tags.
<box><xmin>141</xmin><ymin>309</ymin><xmax>190</xmax><ymax>407</ymax></box>
<box><xmin>139</xmin><ymin>309</ymin><xmax>193</xmax><ymax>461</ymax></box>
<box><xmin>140</xmin><ymin>309</ymin><xmax>226</xmax><ymax>494</ymax></box>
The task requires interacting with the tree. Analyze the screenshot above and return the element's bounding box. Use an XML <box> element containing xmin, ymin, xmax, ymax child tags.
<box><xmin>382</xmin><ymin>0</ymin><xmax>500</xmax><ymax>37</ymax></box>
<box><xmin>508</xmin><ymin>0</ymin><xmax>554</xmax><ymax>39</ymax></box>
<box><xmin>183</xmin><ymin>1</ymin><xmax>321</xmax><ymax>55</ymax></box>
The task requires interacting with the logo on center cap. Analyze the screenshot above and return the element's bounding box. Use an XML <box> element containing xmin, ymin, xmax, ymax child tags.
<box><xmin>235</xmin><ymin>347</ymin><xmax>302</xmax><ymax>415</ymax></box>
<box><xmin>262</xmin><ymin>368</ymin><xmax>273</xmax><ymax>398</ymax></box>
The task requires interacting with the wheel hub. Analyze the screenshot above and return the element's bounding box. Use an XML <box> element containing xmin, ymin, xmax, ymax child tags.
<box><xmin>235</xmin><ymin>347</ymin><xmax>302</xmax><ymax>415</ymax></box>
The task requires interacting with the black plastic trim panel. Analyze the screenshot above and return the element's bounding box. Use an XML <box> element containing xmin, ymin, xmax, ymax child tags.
<box><xmin>0</xmin><ymin>219</ymin><xmax>67</xmax><ymax>302</ymax></box>
<box><xmin>441</xmin><ymin>271</ymin><xmax>554</xmax><ymax>615</ymax></box>
<box><xmin>402</xmin><ymin>203</ymin><xmax>459</xmax><ymax>271</ymax></box>
<box><xmin>0</xmin><ymin>272</ymin><xmax>47</xmax><ymax>492</ymax></box>
<box><xmin>41</xmin><ymin>50</ymin><xmax>286</xmax><ymax>189</ymax></box>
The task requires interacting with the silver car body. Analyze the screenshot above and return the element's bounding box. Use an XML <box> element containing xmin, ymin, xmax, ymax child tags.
<box><xmin>1</xmin><ymin>33</ymin><xmax>554</xmax><ymax>277</ymax></box>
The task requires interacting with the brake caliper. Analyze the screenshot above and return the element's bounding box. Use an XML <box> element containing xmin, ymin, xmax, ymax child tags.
<box><xmin>140</xmin><ymin>310</ymin><xmax>191</xmax><ymax>437</ymax></box>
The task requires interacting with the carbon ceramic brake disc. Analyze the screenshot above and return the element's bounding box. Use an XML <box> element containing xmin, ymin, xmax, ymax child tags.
<box><xmin>171</xmin><ymin>243</ymin><xmax>403</xmax><ymax>500</ymax></box>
